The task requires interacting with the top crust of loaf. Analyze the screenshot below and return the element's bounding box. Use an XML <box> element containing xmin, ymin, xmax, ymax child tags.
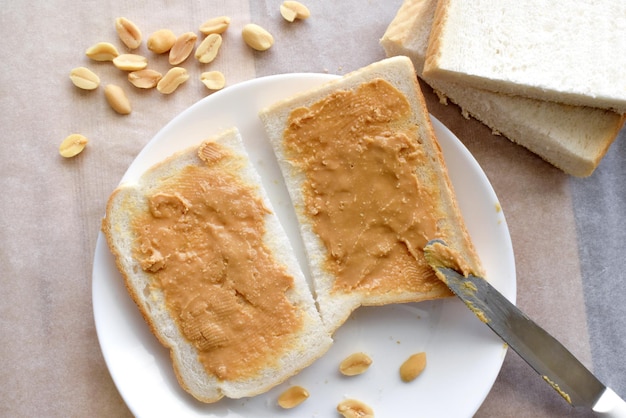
<box><xmin>101</xmin><ymin>128</ymin><xmax>332</xmax><ymax>403</ymax></box>
<box><xmin>259</xmin><ymin>56</ymin><xmax>483</xmax><ymax>335</ymax></box>
<box><xmin>381</xmin><ymin>0</ymin><xmax>626</xmax><ymax>177</ymax></box>
<box><xmin>424</xmin><ymin>0</ymin><xmax>626</xmax><ymax>113</ymax></box>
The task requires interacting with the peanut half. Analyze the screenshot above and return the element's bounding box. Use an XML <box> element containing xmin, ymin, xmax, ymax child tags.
<box><xmin>195</xmin><ymin>33</ymin><xmax>222</xmax><ymax>64</ymax></box>
<box><xmin>242</xmin><ymin>24</ymin><xmax>274</xmax><ymax>51</ymax></box>
<box><xmin>85</xmin><ymin>42</ymin><xmax>119</xmax><ymax>61</ymax></box>
<box><xmin>277</xmin><ymin>385</ymin><xmax>309</xmax><ymax>409</ymax></box>
<box><xmin>280</xmin><ymin>1</ymin><xmax>311</xmax><ymax>22</ymax></box>
<box><xmin>104</xmin><ymin>84</ymin><xmax>131</xmax><ymax>115</ymax></box>
<box><xmin>115</xmin><ymin>17</ymin><xmax>142</xmax><ymax>50</ymax></box>
<box><xmin>200</xmin><ymin>71</ymin><xmax>226</xmax><ymax>91</ymax></box>
<box><xmin>337</xmin><ymin>399</ymin><xmax>374</xmax><ymax>418</ymax></box>
<box><xmin>147</xmin><ymin>29</ymin><xmax>176</xmax><ymax>54</ymax></box>
<box><xmin>69</xmin><ymin>67</ymin><xmax>100</xmax><ymax>90</ymax></box>
<box><xmin>169</xmin><ymin>32</ymin><xmax>197</xmax><ymax>65</ymax></box>
<box><xmin>59</xmin><ymin>134</ymin><xmax>88</xmax><ymax>158</ymax></box>
<box><xmin>128</xmin><ymin>69</ymin><xmax>162</xmax><ymax>89</ymax></box>
<box><xmin>199</xmin><ymin>16</ymin><xmax>231</xmax><ymax>35</ymax></box>
<box><xmin>399</xmin><ymin>352</ymin><xmax>427</xmax><ymax>382</ymax></box>
<box><xmin>339</xmin><ymin>352</ymin><xmax>372</xmax><ymax>376</ymax></box>
<box><xmin>157</xmin><ymin>67</ymin><xmax>189</xmax><ymax>94</ymax></box>
<box><xmin>112</xmin><ymin>54</ymin><xmax>148</xmax><ymax>71</ymax></box>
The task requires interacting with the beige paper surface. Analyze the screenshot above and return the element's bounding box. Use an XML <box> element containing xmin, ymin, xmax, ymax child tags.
<box><xmin>1</xmin><ymin>1</ymin><xmax>623</xmax><ymax>417</ymax></box>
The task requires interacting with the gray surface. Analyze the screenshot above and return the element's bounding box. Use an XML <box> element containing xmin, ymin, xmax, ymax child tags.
<box><xmin>572</xmin><ymin>129</ymin><xmax>626</xmax><ymax>400</ymax></box>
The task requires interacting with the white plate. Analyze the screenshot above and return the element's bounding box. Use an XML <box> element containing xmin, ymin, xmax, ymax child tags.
<box><xmin>92</xmin><ymin>73</ymin><xmax>516</xmax><ymax>418</ymax></box>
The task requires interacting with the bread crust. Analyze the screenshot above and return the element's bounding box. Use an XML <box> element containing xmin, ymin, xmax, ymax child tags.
<box><xmin>101</xmin><ymin>128</ymin><xmax>332</xmax><ymax>403</ymax></box>
<box><xmin>259</xmin><ymin>56</ymin><xmax>483</xmax><ymax>335</ymax></box>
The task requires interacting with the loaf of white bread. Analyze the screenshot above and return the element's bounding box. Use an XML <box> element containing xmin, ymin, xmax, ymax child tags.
<box><xmin>259</xmin><ymin>56</ymin><xmax>483</xmax><ymax>335</ymax></box>
<box><xmin>102</xmin><ymin>128</ymin><xmax>332</xmax><ymax>403</ymax></box>
<box><xmin>381</xmin><ymin>0</ymin><xmax>625</xmax><ymax>177</ymax></box>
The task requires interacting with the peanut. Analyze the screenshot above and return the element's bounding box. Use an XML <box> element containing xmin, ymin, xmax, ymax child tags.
<box><xmin>147</xmin><ymin>29</ymin><xmax>176</xmax><ymax>54</ymax></box>
<box><xmin>199</xmin><ymin>16</ymin><xmax>231</xmax><ymax>35</ymax></box>
<box><xmin>280</xmin><ymin>1</ymin><xmax>311</xmax><ymax>22</ymax></box>
<box><xmin>242</xmin><ymin>24</ymin><xmax>274</xmax><ymax>51</ymax></box>
<box><xmin>104</xmin><ymin>84</ymin><xmax>131</xmax><ymax>115</ymax></box>
<box><xmin>277</xmin><ymin>385</ymin><xmax>309</xmax><ymax>409</ymax></box>
<box><xmin>337</xmin><ymin>399</ymin><xmax>374</xmax><ymax>418</ymax></box>
<box><xmin>59</xmin><ymin>134</ymin><xmax>88</xmax><ymax>158</ymax></box>
<box><xmin>69</xmin><ymin>67</ymin><xmax>100</xmax><ymax>90</ymax></box>
<box><xmin>200</xmin><ymin>71</ymin><xmax>226</xmax><ymax>91</ymax></box>
<box><xmin>115</xmin><ymin>17</ymin><xmax>142</xmax><ymax>50</ymax></box>
<box><xmin>85</xmin><ymin>42</ymin><xmax>119</xmax><ymax>61</ymax></box>
<box><xmin>157</xmin><ymin>67</ymin><xmax>189</xmax><ymax>94</ymax></box>
<box><xmin>128</xmin><ymin>69</ymin><xmax>162</xmax><ymax>89</ymax></box>
<box><xmin>112</xmin><ymin>54</ymin><xmax>148</xmax><ymax>71</ymax></box>
<box><xmin>339</xmin><ymin>352</ymin><xmax>372</xmax><ymax>376</ymax></box>
<box><xmin>399</xmin><ymin>352</ymin><xmax>427</xmax><ymax>382</ymax></box>
<box><xmin>195</xmin><ymin>33</ymin><xmax>222</xmax><ymax>64</ymax></box>
<box><xmin>169</xmin><ymin>32</ymin><xmax>197</xmax><ymax>65</ymax></box>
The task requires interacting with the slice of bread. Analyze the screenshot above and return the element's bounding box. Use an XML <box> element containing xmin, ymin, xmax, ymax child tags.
<box><xmin>423</xmin><ymin>0</ymin><xmax>626</xmax><ymax>113</ymax></box>
<box><xmin>101</xmin><ymin>128</ymin><xmax>332</xmax><ymax>403</ymax></box>
<box><xmin>259</xmin><ymin>56</ymin><xmax>483</xmax><ymax>335</ymax></box>
<box><xmin>380</xmin><ymin>0</ymin><xmax>626</xmax><ymax>177</ymax></box>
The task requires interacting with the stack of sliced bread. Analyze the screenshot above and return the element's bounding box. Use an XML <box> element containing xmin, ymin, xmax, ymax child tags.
<box><xmin>381</xmin><ymin>0</ymin><xmax>626</xmax><ymax>177</ymax></box>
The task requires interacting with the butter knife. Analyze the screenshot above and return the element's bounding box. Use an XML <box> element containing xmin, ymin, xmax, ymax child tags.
<box><xmin>424</xmin><ymin>240</ymin><xmax>626</xmax><ymax>417</ymax></box>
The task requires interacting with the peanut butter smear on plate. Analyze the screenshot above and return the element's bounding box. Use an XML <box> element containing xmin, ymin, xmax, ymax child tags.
<box><xmin>283</xmin><ymin>79</ymin><xmax>450</xmax><ymax>296</ymax></box>
<box><xmin>131</xmin><ymin>142</ymin><xmax>302</xmax><ymax>381</ymax></box>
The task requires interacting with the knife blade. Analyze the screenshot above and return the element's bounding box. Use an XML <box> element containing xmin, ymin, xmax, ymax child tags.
<box><xmin>424</xmin><ymin>240</ymin><xmax>626</xmax><ymax>417</ymax></box>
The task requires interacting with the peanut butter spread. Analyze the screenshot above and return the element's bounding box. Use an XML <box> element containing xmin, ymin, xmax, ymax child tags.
<box><xmin>283</xmin><ymin>79</ymin><xmax>450</xmax><ymax>295</ymax></box>
<box><xmin>131</xmin><ymin>142</ymin><xmax>302</xmax><ymax>381</ymax></box>
<box><xmin>423</xmin><ymin>240</ymin><xmax>487</xmax><ymax>322</ymax></box>
<box><xmin>423</xmin><ymin>240</ymin><xmax>474</xmax><ymax>278</ymax></box>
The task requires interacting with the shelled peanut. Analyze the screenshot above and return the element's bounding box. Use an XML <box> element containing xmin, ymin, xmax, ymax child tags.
<box><xmin>69</xmin><ymin>67</ymin><xmax>100</xmax><ymax>90</ymax></box>
<box><xmin>115</xmin><ymin>17</ymin><xmax>142</xmax><ymax>50</ymax></box>
<box><xmin>280</xmin><ymin>1</ymin><xmax>311</xmax><ymax>22</ymax></box>
<box><xmin>104</xmin><ymin>84</ymin><xmax>132</xmax><ymax>114</ymax></box>
<box><xmin>399</xmin><ymin>352</ymin><xmax>427</xmax><ymax>382</ymax></box>
<box><xmin>59</xmin><ymin>134</ymin><xmax>88</xmax><ymax>158</ymax></box>
<box><xmin>339</xmin><ymin>352</ymin><xmax>373</xmax><ymax>376</ymax></box>
<box><xmin>337</xmin><ymin>399</ymin><xmax>374</xmax><ymax>418</ymax></box>
<box><xmin>277</xmin><ymin>385</ymin><xmax>309</xmax><ymax>409</ymax></box>
<box><xmin>147</xmin><ymin>29</ymin><xmax>176</xmax><ymax>54</ymax></box>
<box><xmin>242</xmin><ymin>24</ymin><xmax>274</xmax><ymax>51</ymax></box>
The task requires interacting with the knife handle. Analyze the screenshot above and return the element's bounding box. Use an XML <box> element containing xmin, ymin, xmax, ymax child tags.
<box><xmin>593</xmin><ymin>388</ymin><xmax>626</xmax><ymax>417</ymax></box>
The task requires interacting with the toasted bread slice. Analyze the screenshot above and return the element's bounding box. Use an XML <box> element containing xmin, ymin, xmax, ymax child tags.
<box><xmin>101</xmin><ymin>128</ymin><xmax>332</xmax><ymax>403</ymax></box>
<box><xmin>380</xmin><ymin>0</ymin><xmax>625</xmax><ymax>177</ymax></box>
<box><xmin>259</xmin><ymin>57</ymin><xmax>483</xmax><ymax>335</ymax></box>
